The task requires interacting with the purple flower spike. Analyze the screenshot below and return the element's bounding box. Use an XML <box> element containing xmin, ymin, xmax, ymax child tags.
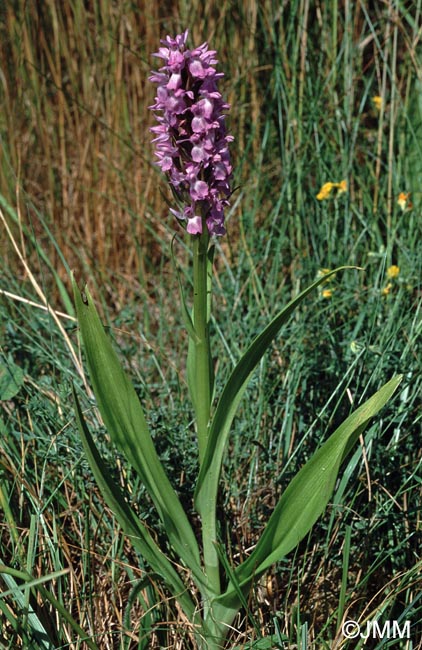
<box><xmin>149</xmin><ymin>30</ymin><xmax>233</xmax><ymax>236</ymax></box>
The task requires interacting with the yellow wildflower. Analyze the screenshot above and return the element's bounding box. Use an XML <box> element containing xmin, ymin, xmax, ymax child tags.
<box><xmin>381</xmin><ymin>266</ymin><xmax>400</xmax><ymax>295</ymax></box>
<box><xmin>387</xmin><ymin>265</ymin><xmax>400</xmax><ymax>279</ymax></box>
<box><xmin>316</xmin><ymin>182</ymin><xmax>335</xmax><ymax>200</ymax></box>
<box><xmin>316</xmin><ymin>180</ymin><xmax>347</xmax><ymax>200</ymax></box>
<box><xmin>397</xmin><ymin>192</ymin><xmax>412</xmax><ymax>212</ymax></box>
<box><xmin>372</xmin><ymin>96</ymin><xmax>383</xmax><ymax>111</ymax></box>
<box><xmin>322</xmin><ymin>288</ymin><xmax>333</xmax><ymax>299</ymax></box>
<box><xmin>337</xmin><ymin>179</ymin><xmax>347</xmax><ymax>195</ymax></box>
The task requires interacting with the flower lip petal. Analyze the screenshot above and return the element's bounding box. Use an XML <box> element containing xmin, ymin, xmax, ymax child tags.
<box><xmin>191</xmin><ymin>145</ymin><xmax>209</xmax><ymax>163</ymax></box>
<box><xmin>187</xmin><ymin>215</ymin><xmax>203</xmax><ymax>234</ymax></box>
<box><xmin>191</xmin><ymin>116</ymin><xmax>209</xmax><ymax>133</ymax></box>
<box><xmin>191</xmin><ymin>180</ymin><xmax>209</xmax><ymax>200</ymax></box>
<box><xmin>167</xmin><ymin>73</ymin><xmax>182</xmax><ymax>90</ymax></box>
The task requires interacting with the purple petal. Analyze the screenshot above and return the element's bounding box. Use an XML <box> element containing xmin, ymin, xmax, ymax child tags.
<box><xmin>149</xmin><ymin>29</ymin><xmax>233</xmax><ymax>236</ymax></box>
<box><xmin>190</xmin><ymin>180</ymin><xmax>209</xmax><ymax>200</ymax></box>
<box><xmin>187</xmin><ymin>216</ymin><xmax>203</xmax><ymax>234</ymax></box>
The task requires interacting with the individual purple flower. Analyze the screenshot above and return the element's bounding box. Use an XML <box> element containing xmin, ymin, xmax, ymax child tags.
<box><xmin>149</xmin><ymin>29</ymin><xmax>233</xmax><ymax>236</ymax></box>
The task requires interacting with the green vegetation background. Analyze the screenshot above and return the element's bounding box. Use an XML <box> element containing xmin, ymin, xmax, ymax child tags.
<box><xmin>0</xmin><ymin>1</ymin><xmax>421</xmax><ymax>648</ymax></box>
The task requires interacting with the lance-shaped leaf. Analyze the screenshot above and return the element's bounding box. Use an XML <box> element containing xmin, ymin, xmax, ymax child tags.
<box><xmin>72</xmin><ymin>279</ymin><xmax>206</xmax><ymax>592</ymax></box>
<box><xmin>194</xmin><ymin>268</ymin><xmax>356</xmax><ymax>516</ymax></box>
<box><xmin>213</xmin><ymin>374</ymin><xmax>403</xmax><ymax>616</ymax></box>
<box><xmin>73</xmin><ymin>387</ymin><xmax>198</xmax><ymax>621</ymax></box>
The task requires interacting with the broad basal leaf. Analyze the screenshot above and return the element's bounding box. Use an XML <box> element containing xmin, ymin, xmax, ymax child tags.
<box><xmin>73</xmin><ymin>387</ymin><xmax>198</xmax><ymax>621</ymax></box>
<box><xmin>215</xmin><ymin>374</ymin><xmax>402</xmax><ymax>612</ymax></box>
<box><xmin>195</xmin><ymin>268</ymin><xmax>357</xmax><ymax>517</ymax></box>
<box><xmin>72</xmin><ymin>279</ymin><xmax>207</xmax><ymax>592</ymax></box>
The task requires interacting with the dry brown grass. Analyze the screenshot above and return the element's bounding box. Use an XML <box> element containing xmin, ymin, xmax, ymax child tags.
<box><xmin>2</xmin><ymin>0</ymin><xmax>418</xmax><ymax>295</ymax></box>
<box><xmin>0</xmin><ymin>0</ymin><xmax>263</xmax><ymax>299</ymax></box>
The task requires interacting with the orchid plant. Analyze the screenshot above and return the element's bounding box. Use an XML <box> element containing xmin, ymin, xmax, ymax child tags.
<box><xmin>72</xmin><ymin>30</ymin><xmax>402</xmax><ymax>649</ymax></box>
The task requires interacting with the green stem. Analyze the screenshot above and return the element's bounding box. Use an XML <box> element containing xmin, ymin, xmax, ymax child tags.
<box><xmin>192</xmin><ymin>230</ymin><xmax>212</xmax><ymax>462</ymax></box>
<box><xmin>192</xmin><ymin>229</ymin><xmax>221</xmax><ymax>606</ymax></box>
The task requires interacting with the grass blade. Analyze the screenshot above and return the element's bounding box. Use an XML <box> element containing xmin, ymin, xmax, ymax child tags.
<box><xmin>0</xmin><ymin>568</ymin><xmax>98</xmax><ymax>650</ymax></box>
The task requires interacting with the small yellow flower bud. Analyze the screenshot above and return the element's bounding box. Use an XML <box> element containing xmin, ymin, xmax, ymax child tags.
<box><xmin>372</xmin><ymin>96</ymin><xmax>383</xmax><ymax>111</ymax></box>
<box><xmin>397</xmin><ymin>192</ymin><xmax>412</xmax><ymax>211</ymax></box>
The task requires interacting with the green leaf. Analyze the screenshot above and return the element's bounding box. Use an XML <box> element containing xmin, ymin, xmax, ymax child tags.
<box><xmin>72</xmin><ymin>279</ymin><xmax>207</xmax><ymax>593</ymax></box>
<box><xmin>0</xmin><ymin>354</ymin><xmax>24</xmax><ymax>400</ymax></box>
<box><xmin>72</xmin><ymin>388</ymin><xmax>198</xmax><ymax>620</ymax></box>
<box><xmin>195</xmin><ymin>268</ymin><xmax>356</xmax><ymax>515</ymax></box>
<box><xmin>216</xmin><ymin>374</ymin><xmax>402</xmax><ymax>612</ymax></box>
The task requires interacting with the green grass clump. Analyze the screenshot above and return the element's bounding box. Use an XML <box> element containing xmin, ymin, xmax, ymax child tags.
<box><xmin>1</xmin><ymin>1</ymin><xmax>421</xmax><ymax>648</ymax></box>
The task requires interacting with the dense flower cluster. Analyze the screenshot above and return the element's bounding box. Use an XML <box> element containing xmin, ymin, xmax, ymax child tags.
<box><xmin>149</xmin><ymin>30</ymin><xmax>233</xmax><ymax>236</ymax></box>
